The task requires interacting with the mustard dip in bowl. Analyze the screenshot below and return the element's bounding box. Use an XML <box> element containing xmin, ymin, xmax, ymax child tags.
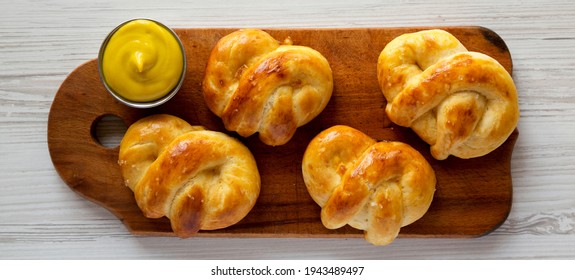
<box><xmin>98</xmin><ymin>19</ymin><xmax>185</xmax><ymax>108</ymax></box>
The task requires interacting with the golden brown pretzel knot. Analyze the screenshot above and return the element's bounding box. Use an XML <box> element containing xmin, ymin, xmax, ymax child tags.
<box><xmin>302</xmin><ymin>125</ymin><xmax>436</xmax><ymax>245</ymax></box>
<box><xmin>377</xmin><ymin>29</ymin><xmax>519</xmax><ymax>160</ymax></box>
<box><xmin>118</xmin><ymin>114</ymin><xmax>260</xmax><ymax>238</ymax></box>
<box><xmin>202</xmin><ymin>29</ymin><xmax>333</xmax><ymax>146</ymax></box>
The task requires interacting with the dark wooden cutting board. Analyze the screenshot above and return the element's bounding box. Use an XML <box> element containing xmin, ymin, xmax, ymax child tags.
<box><xmin>48</xmin><ymin>26</ymin><xmax>517</xmax><ymax>239</ymax></box>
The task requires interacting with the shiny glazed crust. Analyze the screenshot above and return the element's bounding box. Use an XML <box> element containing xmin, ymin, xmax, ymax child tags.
<box><xmin>202</xmin><ymin>29</ymin><xmax>333</xmax><ymax>146</ymax></box>
<box><xmin>377</xmin><ymin>29</ymin><xmax>519</xmax><ymax>160</ymax></box>
<box><xmin>118</xmin><ymin>114</ymin><xmax>260</xmax><ymax>237</ymax></box>
<box><xmin>302</xmin><ymin>125</ymin><xmax>436</xmax><ymax>245</ymax></box>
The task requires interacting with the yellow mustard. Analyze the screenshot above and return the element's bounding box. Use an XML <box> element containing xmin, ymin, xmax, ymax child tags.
<box><xmin>100</xmin><ymin>19</ymin><xmax>184</xmax><ymax>102</ymax></box>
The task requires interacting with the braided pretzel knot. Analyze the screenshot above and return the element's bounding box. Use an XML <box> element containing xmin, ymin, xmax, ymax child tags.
<box><xmin>202</xmin><ymin>29</ymin><xmax>333</xmax><ymax>146</ymax></box>
<box><xmin>302</xmin><ymin>125</ymin><xmax>436</xmax><ymax>245</ymax></box>
<box><xmin>377</xmin><ymin>29</ymin><xmax>519</xmax><ymax>160</ymax></box>
<box><xmin>119</xmin><ymin>114</ymin><xmax>260</xmax><ymax>237</ymax></box>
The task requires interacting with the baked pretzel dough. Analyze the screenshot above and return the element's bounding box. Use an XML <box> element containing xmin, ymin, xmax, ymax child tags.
<box><xmin>302</xmin><ymin>125</ymin><xmax>436</xmax><ymax>245</ymax></box>
<box><xmin>203</xmin><ymin>29</ymin><xmax>333</xmax><ymax>146</ymax></box>
<box><xmin>118</xmin><ymin>114</ymin><xmax>260</xmax><ymax>237</ymax></box>
<box><xmin>377</xmin><ymin>29</ymin><xmax>519</xmax><ymax>159</ymax></box>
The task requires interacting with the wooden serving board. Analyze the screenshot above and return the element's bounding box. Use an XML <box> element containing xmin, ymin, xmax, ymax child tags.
<box><xmin>48</xmin><ymin>27</ymin><xmax>517</xmax><ymax>239</ymax></box>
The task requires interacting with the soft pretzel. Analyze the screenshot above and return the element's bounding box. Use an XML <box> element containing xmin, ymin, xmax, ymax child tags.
<box><xmin>302</xmin><ymin>125</ymin><xmax>436</xmax><ymax>245</ymax></box>
<box><xmin>377</xmin><ymin>29</ymin><xmax>519</xmax><ymax>160</ymax></box>
<box><xmin>202</xmin><ymin>29</ymin><xmax>333</xmax><ymax>146</ymax></box>
<box><xmin>118</xmin><ymin>114</ymin><xmax>260</xmax><ymax>237</ymax></box>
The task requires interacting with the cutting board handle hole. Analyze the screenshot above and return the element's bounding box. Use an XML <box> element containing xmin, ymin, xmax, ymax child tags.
<box><xmin>92</xmin><ymin>114</ymin><xmax>127</xmax><ymax>148</ymax></box>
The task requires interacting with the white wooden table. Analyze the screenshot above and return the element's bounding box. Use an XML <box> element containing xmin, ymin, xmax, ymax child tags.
<box><xmin>1</xmin><ymin>0</ymin><xmax>574</xmax><ymax>259</ymax></box>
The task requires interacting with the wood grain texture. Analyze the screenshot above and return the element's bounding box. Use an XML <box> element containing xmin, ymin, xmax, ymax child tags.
<box><xmin>2</xmin><ymin>0</ymin><xmax>575</xmax><ymax>259</ymax></box>
<box><xmin>48</xmin><ymin>27</ymin><xmax>516</xmax><ymax>238</ymax></box>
